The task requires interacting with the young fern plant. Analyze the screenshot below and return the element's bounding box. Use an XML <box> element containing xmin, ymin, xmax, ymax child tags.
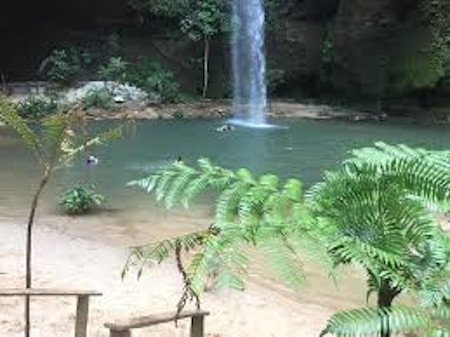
<box><xmin>60</xmin><ymin>185</ymin><xmax>105</xmax><ymax>214</ymax></box>
<box><xmin>0</xmin><ymin>99</ymin><xmax>124</xmax><ymax>337</ymax></box>
<box><xmin>309</xmin><ymin>142</ymin><xmax>450</xmax><ymax>337</ymax></box>
<box><xmin>322</xmin><ymin>238</ymin><xmax>449</xmax><ymax>337</ymax></box>
<box><xmin>126</xmin><ymin>159</ymin><xmax>333</xmax><ymax>313</ymax></box>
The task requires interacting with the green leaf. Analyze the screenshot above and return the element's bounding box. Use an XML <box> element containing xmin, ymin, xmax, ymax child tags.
<box><xmin>0</xmin><ymin>100</ymin><xmax>43</xmax><ymax>162</ymax></box>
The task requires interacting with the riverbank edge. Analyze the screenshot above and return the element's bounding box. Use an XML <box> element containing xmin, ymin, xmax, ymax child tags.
<box><xmin>83</xmin><ymin>100</ymin><xmax>398</xmax><ymax>123</ymax></box>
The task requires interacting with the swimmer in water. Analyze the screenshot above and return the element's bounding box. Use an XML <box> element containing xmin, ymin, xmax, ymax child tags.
<box><xmin>86</xmin><ymin>155</ymin><xmax>99</xmax><ymax>166</ymax></box>
<box><xmin>216</xmin><ymin>124</ymin><xmax>235</xmax><ymax>132</ymax></box>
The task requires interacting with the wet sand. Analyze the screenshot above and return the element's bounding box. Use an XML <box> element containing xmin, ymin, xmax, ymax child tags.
<box><xmin>0</xmin><ymin>211</ymin><xmax>369</xmax><ymax>337</ymax></box>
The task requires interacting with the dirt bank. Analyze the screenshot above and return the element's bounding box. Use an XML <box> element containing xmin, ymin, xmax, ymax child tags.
<box><xmin>85</xmin><ymin>100</ymin><xmax>376</xmax><ymax>122</ymax></box>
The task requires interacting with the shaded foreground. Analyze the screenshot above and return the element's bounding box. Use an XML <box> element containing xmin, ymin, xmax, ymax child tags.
<box><xmin>0</xmin><ymin>214</ymin><xmax>370</xmax><ymax>337</ymax></box>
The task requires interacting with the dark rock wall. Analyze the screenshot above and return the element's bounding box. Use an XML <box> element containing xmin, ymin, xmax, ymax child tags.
<box><xmin>0</xmin><ymin>0</ymin><xmax>448</xmax><ymax>103</ymax></box>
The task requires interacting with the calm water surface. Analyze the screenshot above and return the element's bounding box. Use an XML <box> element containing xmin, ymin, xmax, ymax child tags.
<box><xmin>0</xmin><ymin>118</ymin><xmax>449</xmax><ymax>219</ymax></box>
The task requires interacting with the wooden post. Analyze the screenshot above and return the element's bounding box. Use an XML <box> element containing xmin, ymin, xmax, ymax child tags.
<box><xmin>75</xmin><ymin>295</ymin><xmax>89</xmax><ymax>337</ymax></box>
<box><xmin>110</xmin><ymin>330</ymin><xmax>131</xmax><ymax>337</ymax></box>
<box><xmin>190</xmin><ymin>315</ymin><xmax>204</xmax><ymax>337</ymax></box>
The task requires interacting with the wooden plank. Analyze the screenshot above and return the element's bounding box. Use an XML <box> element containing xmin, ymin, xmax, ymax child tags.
<box><xmin>0</xmin><ymin>289</ymin><xmax>102</xmax><ymax>297</ymax></box>
<box><xmin>190</xmin><ymin>315</ymin><xmax>205</xmax><ymax>337</ymax></box>
<box><xmin>75</xmin><ymin>295</ymin><xmax>89</xmax><ymax>337</ymax></box>
<box><xmin>110</xmin><ymin>330</ymin><xmax>131</xmax><ymax>337</ymax></box>
<box><xmin>105</xmin><ymin>310</ymin><xmax>209</xmax><ymax>331</ymax></box>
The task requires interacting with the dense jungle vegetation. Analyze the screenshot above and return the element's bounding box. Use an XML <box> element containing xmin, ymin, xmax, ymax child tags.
<box><xmin>0</xmin><ymin>0</ymin><xmax>449</xmax><ymax>119</ymax></box>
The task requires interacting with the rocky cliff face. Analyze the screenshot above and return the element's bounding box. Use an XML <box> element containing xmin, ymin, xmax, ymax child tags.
<box><xmin>332</xmin><ymin>0</ymin><xmax>398</xmax><ymax>96</ymax></box>
<box><xmin>0</xmin><ymin>0</ymin><xmax>448</xmax><ymax>104</ymax></box>
<box><xmin>331</xmin><ymin>0</ymin><xmax>449</xmax><ymax>99</ymax></box>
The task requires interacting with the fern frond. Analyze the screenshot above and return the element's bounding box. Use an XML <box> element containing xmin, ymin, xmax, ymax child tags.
<box><xmin>258</xmin><ymin>237</ymin><xmax>306</xmax><ymax>290</ymax></box>
<box><xmin>188</xmin><ymin>235</ymin><xmax>248</xmax><ymax>294</ymax></box>
<box><xmin>61</xmin><ymin>124</ymin><xmax>124</xmax><ymax>165</ymax></box>
<box><xmin>164</xmin><ymin>164</ymin><xmax>197</xmax><ymax>208</ymax></box>
<box><xmin>129</xmin><ymin>158</ymin><xmax>236</xmax><ymax>208</ymax></box>
<box><xmin>122</xmin><ymin>228</ymin><xmax>214</xmax><ymax>279</ymax></box>
<box><xmin>321</xmin><ymin>307</ymin><xmax>434</xmax><ymax>337</ymax></box>
<box><xmin>215</xmin><ymin>181</ymin><xmax>253</xmax><ymax>223</ymax></box>
<box><xmin>307</xmin><ymin>143</ymin><xmax>448</xmax><ymax>293</ymax></box>
<box><xmin>41</xmin><ymin>114</ymin><xmax>73</xmax><ymax>165</ymax></box>
<box><xmin>321</xmin><ymin>305</ymin><xmax>450</xmax><ymax>337</ymax></box>
<box><xmin>347</xmin><ymin>142</ymin><xmax>450</xmax><ymax>204</ymax></box>
<box><xmin>0</xmin><ymin>100</ymin><xmax>43</xmax><ymax>162</ymax></box>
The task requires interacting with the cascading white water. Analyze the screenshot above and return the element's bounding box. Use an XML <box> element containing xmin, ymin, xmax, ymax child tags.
<box><xmin>230</xmin><ymin>0</ymin><xmax>269</xmax><ymax>127</ymax></box>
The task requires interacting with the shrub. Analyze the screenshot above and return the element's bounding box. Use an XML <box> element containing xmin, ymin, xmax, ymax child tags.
<box><xmin>82</xmin><ymin>88</ymin><xmax>114</xmax><ymax>110</ymax></box>
<box><xmin>127</xmin><ymin>58</ymin><xmax>182</xmax><ymax>103</ymax></box>
<box><xmin>98</xmin><ymin>56</ymin><xmax>128</xmax><ymax>90</ymax></box>
<box><xmin>15</xmin><ymin>95</ymin><xmax>58</xmax><ymax>118</ymax></box>
<box><xmin>60</xmin><ymin>185</ymin><xmax>105</xmax><ymax>215</ymax></box>
<box><xmin>39</xmin><ymin>49</ymin><xmax>81</xmax><ymax>87</ymax></box>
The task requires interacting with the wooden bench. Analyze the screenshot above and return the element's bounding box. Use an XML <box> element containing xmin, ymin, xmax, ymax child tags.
<box><xmin>0</xmin><ymin>288</ymin><xmax>102</xmax><ymax>337</ymax></box>
<box><xmin>105</xmin><ymin>310</ymin><xmax>210</xmax><ymax>337</ymax></box>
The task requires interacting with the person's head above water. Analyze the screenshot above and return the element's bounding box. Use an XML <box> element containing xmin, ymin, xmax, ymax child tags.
<box><xmin>86</xmin><ymin>155</ymin><xmax>99</xmax><ymax>166</ymax></box>
<box><xmin>216</xmin><ymin>124</ymin><xmax>235</xmax><ymax>132</ymax></box>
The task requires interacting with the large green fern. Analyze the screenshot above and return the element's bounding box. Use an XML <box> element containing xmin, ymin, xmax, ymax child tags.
<box><xmin>307</xmin><ymin>142</ymin><xmax>450</xmax><ymax>306</ymax></box>
<box><xmin>321</xmin><ymin>305</ymin><xmax>450</xmax><ymax>337</ymax></box>
<box><xmin>310</xmin><ymin>143</ymin><xmax>450</xmax><ymax>337</ymax></box>
<box><xmin>127</xmin><ymin>158</ymin><xmax>332</xmax><ymax>308</ymax></box>
<box><xmin>127</xmin><ymin>142</ymin><xmax>449</xmax><ymax>335</ymax></box>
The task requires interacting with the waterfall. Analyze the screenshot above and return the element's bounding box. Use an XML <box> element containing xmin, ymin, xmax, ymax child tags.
<box><xmin>231</xmin><ymin>0</ymin><xmax>268</xmax><ymax>127</ymax></box>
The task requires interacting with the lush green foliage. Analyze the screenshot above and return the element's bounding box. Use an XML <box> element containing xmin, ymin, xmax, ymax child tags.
<box><xmin>39</xmin><ymin>49</ymin><xmax>82</xmax><ymax>86</ymax></box>
<box><xmin>98</xmin><ymin>56</ymin><xmax>128</xmax><ymax>85</ymax></box>
<box><xmin>127</xmin><ymin>142</ymin><xmax>450</xmax><ymax>335</ymax></box>
<box><xmin>82</xmin><ymin>88</ymin><xmax>114</xmax><ymax>111</ymax></box>
<box><xmin>129</xmin><ymin>0</ymin><xmax>188</xmax><ymax>18</ymax></box>
<box><xmin>131</xmin><ymin>0</ymin><xmax>227</xmax><ymax>39</ymax></box>
<box><xmin>129</xmin><ymin>0</ymin><xmax>228</xmax><ymax>97</ymax></box>
<box><xmin>180</xmin><ymin>0</ymin><xmax>227</xmax><ymax>41</ymax></box>
<box><xmin>321</xmin><ymin>305</ymin><xmax>450</xmax><ymax>337</ymax></box>
<box><xmin>307</xmin><ymin>143</ymin><xmax>450</xmax><ymax>304</ymax></box>
<box><xmin>60</xmin><ymin>185</ymin><xmax>105</xmax><ymax>214</ymax></box>
<box><xmin>127</xmin><ymin>58</ymin><xmax>182</xmax><ymax>102</ymax></box>
<box><xmin>126</xmin><ymin>158</ymin><xmax>331</xmax><ymax>298</ymax></box>
<box><xmin>15</xmin><ymin>95</ymin><xmax>58</xmax><ymax>119</ymax></box>
<box><xmin>312</xmin><ymin>143</ymin><xmax>450</xmax><ymax>336</ymax></box>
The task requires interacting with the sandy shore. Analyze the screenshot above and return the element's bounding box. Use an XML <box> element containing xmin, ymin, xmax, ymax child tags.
<box><xmin>0</xmin><ymin>215</ymin><xmax>370</xmax><ymax>337</ymax></box>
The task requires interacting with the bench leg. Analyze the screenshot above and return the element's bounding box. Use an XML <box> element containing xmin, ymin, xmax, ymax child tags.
<box><xmin>110</xmin><ymin>330</ymin><xmax>131</xmax><ymax>337</ymax></box>
<box><xmin>190</xmin><ymin>316</ymin><xmax>204</xmax><ymax>337</ymax></box>
<box><xmin>75</xmin><ymin>295</ymin><xmax>89</xmax><ymax>337</ymax></box>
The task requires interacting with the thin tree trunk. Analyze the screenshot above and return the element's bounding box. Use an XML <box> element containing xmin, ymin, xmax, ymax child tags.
<box><xmin>1</xmin><ymin>73</ymin><xmax>6</xmax><ymax>94</ymax></box>
<box><xmin>202</xmin><ymin>38</ymin><xmax>210</xmax><ymax>99</ymax></box>
<box><xmin>377</xmin><ymin>282</ymin><xmax>401</xmax><ymax>337</ymax></box>
<box><xmin>24</xmin><ymin>168</ymin><xmax>51</xmax><ymax>337</ymax></box>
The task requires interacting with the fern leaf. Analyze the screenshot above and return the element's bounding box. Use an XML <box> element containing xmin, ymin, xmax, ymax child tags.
<box><xmin>0</xmin><ymin>101</ymin><xmax>43</xmax><ymax>162</ymax></box>
<box><xmin>258</xmin><ymin>237</ymin><xmax>305</xmax><ymax>290</ymax></box>
<box><xmin>320</xmin><ymin>305</ymin><xmax>448</xmax><ymax>337</ymax></box>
